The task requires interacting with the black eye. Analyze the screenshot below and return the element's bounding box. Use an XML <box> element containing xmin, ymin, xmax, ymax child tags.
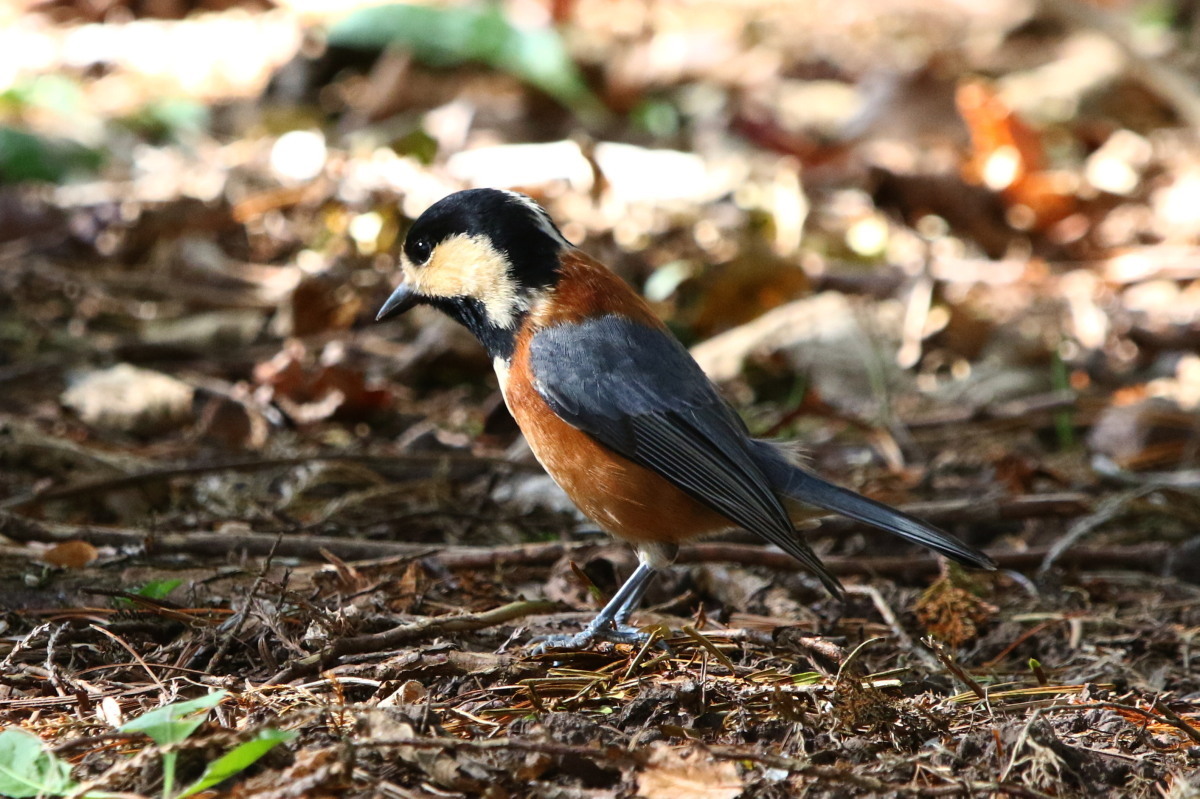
<box><xmin>408</xmin><ymin>237</ymin><xmax>432</xmax><ymax>265</ymax></box>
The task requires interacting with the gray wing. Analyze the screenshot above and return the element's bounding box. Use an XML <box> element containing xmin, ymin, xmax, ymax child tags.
<box><xmin>528</xmin><ymin>315</ymin><xmax>843</xmax><ymax>595</ymax></box>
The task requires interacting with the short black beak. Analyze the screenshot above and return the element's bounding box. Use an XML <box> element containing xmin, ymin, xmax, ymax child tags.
<box><xmin>376</xmin><ymin>282</ymin><xmax>420</xmax><ymax>322</ymax></box>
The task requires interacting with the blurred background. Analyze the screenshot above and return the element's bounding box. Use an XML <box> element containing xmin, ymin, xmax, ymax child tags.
<box><xmin>4</xmin><ymin>3</ymin><xmax>1200</xmax><ymax>793</ymax></box>
<box><xmin>2</xmin><ymin>0</ymin><xmax>1199</xmax><ymax>560</ymax></box>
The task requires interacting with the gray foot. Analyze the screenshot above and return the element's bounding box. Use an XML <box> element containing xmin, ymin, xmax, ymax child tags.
<box><xmin>532</xmin><ymin>559</ymin><xmax>666</xmax><ymax>654</ymax></box>
<box><xmin>532</xmin><ymin>623</ymin><xmax>651</xmax><ymax>653</ymax></box>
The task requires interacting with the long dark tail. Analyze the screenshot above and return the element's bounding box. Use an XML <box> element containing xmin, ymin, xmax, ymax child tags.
<box><xmin>751</xmin><ymin>441</ymin><xmax>996</xmax><ymax>570</ymax></box>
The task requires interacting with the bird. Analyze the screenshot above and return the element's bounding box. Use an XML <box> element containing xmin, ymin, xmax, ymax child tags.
<box><xmin>377</xmin><ymin>188</ymin><xmax>996</xmax><ymax>650</ymax></box>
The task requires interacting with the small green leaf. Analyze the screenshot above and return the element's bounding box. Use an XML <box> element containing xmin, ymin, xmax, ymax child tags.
<box><xmin>0</xmin><ymin>75</ymin><xmax>84</xmax><ymax>116</ymax></box>
<box><xmin>119</xmin><ymin>691</ymin><xmax>228</xmax><ymax>746</ymax></box>
<box><xmin>136</xmin><ymin>578</ymin><xmax>184</xmax><ymax>600</ymax></box>
<box><xmin>117</xmin><ymin>99</ymin><xmax>209</xmax><ymax>145</ymax></box>
<box><xmin>790</xmin><ymin>671</ymin><xmax>824</xmax><ymax>686</ymax></box>
<box><xmin>176</xmin><ymin>728</ymin><xmax>296</xmax><ymax>798</ymax></box>
<box><xmin>1050</xmin><ymin>349</ymin><xmax>1076</xmax><ymax>450</ymax></box>
<box><xmin>328</xmin><ymin>3</ymin><xmax>602</xmax><ymax>119</ymax></box>
<box><xmin>0</xmin><ymin>728</ymin><xmax>79</xmax><ymax>798</ymax></box>
<box><xmin>0</xmin><ymin>126</ymin><xmax>102</xmax><ymax>184</ymax></box>
<box><xmin>391</xmin><ymin>128</ymin><xmax>438</xmax><ymax>164</ymax></box>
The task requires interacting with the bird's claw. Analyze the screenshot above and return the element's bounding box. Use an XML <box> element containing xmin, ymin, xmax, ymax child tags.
<box><xmin>531</xmin><ymin>623</ymin><xmax>657</xmax><ymax>654</ymax></box>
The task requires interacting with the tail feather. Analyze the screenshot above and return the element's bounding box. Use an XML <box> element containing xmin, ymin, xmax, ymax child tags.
<box><xmin>751</xmin><ymin>441</ymin><xmax>996</xmax><ymax>571</ymax></box>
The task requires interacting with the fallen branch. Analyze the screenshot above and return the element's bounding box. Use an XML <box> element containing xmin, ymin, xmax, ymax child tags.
<box><xmin>269</xmin><ymin>599</ymin><xmax>557</xmax><ymax>683</ymax></box>
<box><xmin>0</xmin><ymin>491</ymin><xmax>1087</xmax><ymax>562</ymax></box>
<box><xmin>3</xmin><ymin>503</ymin><xmax>1192</xmax><ymax>582</ymax></box>
<box><xmin>0</xmin><ymin>452</ymin><xmax>537</xmax><ymax>511</ymax></box>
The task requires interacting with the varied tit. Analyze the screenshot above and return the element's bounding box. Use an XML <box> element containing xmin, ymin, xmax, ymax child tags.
<box><xmin>377</xmin><ymin>188</ymin><xmax>995</xmax><ymax>650</ymax></box>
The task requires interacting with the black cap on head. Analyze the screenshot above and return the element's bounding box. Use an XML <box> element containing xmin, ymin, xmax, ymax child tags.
<box><xmin>403</xmin><ymin>189</ymin><xmax>569</xmax><ymax>291</ymax></box>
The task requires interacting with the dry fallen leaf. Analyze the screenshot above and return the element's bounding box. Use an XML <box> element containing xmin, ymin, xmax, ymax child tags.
<box><xmin>636</xmin><ymin>744</ymin><xmax>744</xmax><ymax>799</ymax></box>
<box><xmin>956</xmin><ymin>78</ymin><xmax>1076</xmax><ymax>232</ymax></box>
<box><xmin>43</xmin><ymin>540</ymin><xmax>100</xmax><ymax>569</ymax></box>
<box><xmin>61</xmin><ymin>364</ymin><xmax>194</xmax><ymax>436</ymax></box>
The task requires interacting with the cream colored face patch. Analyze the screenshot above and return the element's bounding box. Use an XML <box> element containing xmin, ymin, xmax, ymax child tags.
<box><xmin>402</xmin><ymin>233</ymin><xmax>522</xmax><ymax>328</ymax></box>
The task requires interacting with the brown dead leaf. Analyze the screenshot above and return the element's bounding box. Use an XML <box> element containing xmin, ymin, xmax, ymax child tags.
<box><xmin>636</xmin><ymin>744</ymin><xmax>743</xmax><ymax>799</ymax></box>
<box><xmin>254</xmin><ymin>345</ymin><xmax>393</xmax><ymax>423</ymax></box>
<box><xmin>194</xmin><ymin>391</ymin><xmax>270</xmax><ymax>451</ymax></box>
<box><xmin>43</xmin><ymin>540</ymin><xmax>99</xmax><ymax>569</ymax></box>
<box><xmin>1087</xmin><ymin>397</ymin><xmax>1200</xmax><ymax>470</ymax></box>
<box><xmin>289</xmin><ymin>275</ymin><xmax>364</xmax><ymax>337</ymax></box>
<box><xmin>687</xmin><ymin>245</ymin><xmax>811</xmax><ymax>338</ymax></box>
<box><xmin>957</xmin><ymin>79</ymin><xmax>1076</xmax><ymax>232</ymax></box>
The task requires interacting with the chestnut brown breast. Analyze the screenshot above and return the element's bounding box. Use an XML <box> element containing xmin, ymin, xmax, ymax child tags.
<box><xmin>501</xmin><ymin>250</ymin><xmax>733</xmax><ymax>545</ymax></box>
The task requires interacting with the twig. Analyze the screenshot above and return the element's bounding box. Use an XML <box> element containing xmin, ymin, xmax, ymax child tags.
<box><xmin>0</xmin><ymin>452</ymin><xmax>536</xmax><ymax>511</ymax></box>
<box><xmin>845</xmin><ymin>585</ymin><xmax>939</xmax><ymax>671</ymax></box>
<box><xmin>922</xmin><ymin>636</ymin><xmax>986</xmax><ymax>700</ymax></box>
<box><xmin>681</xmin><ymin>625</ymin><xmax>738</xmax><ymax>673</ymax></box>
<box><xmin>1037</xmin><ymin>487</ymin><xmax>1157</xmax><ymax>579</ymax></box>
<box><xmin>0</xmin><ymin>510</ymin><xmax>470</xmax><ymax>561</ymax></box>
<box><xmin>88</xmin><ymin>624</ymin><xmax>166</xmax><ymax>694</ymax></box>
<box><xmin>206</xmin><ymin>532</ymin><xmax>283</xmax><ymax>672</ymax></box>
<box><xmin>1092</xmin><ymin>455</ymin><xmax>1200</xmax><ymax>489</ymax></box>
<box><xmin>1150</xmin><ymin>696</ymin><xmax>1200</xmax><ymax>745</ymax></box>
<box><xmin>358</xmin><ymin>733</ymin><xmax>638</xmax><ymax>762</ymax></box>
<box><xmin>905</xmin><ymin>389</ymin><xmax>1080</xmax><ymax>429</ymax></box>
<box><xmin>5</xmin><ymin>508</ymin><xmax>1189</xmax><ymax>579</ymax></box>
<box><xmin>0</xmin><ymin>684</ymin><xmax>160</xmax><ymax>712</ymax></box>
<box><xmin>269</xmin><ymin>599</ymin><xmax>557</xmax><ymax>683</ymax></box>
<box><xmin>3</xmin><ymin>622</ymin><xmax>51</xmax><ymax>671</ymax></box>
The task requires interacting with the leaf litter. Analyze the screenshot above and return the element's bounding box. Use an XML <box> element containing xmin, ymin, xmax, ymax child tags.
<box><xmin>1</xmin><ymin>0</ymin><xmax>1200</xmax><ymax>796</ymax></box>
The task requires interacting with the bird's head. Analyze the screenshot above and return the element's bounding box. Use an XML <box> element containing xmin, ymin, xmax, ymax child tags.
<box><xmin>376</xmin><ymin>188</ymin><xmax>572</xmax><ymax>357</ymax></box>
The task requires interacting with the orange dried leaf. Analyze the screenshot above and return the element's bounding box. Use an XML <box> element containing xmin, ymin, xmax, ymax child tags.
<box><xmin>956</xmin><ymin>79</ymin><xmax>1076</xmax><ymax>231</ymax></box>
<box><xmin>44</xmin><ymin>540</ymin><xmax>99</xmax><ymax>569</ymax></box>
<box><xmin>957</xmin><ymin>79</ymin><xmax>1046</xmax><ymax>187</ymax></box>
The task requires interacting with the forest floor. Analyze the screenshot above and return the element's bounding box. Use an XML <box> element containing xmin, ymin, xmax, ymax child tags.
<box><xmin>1</xmin><ymin>0</ymin><xmax>1199</xmax><ymax>796</ymax></box>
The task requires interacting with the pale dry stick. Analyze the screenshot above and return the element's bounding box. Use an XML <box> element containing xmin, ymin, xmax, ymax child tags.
<box><xmin>206</xmin><ymin>532</ymin><xmax>283</xmax><ymax>672</ymax></box>
<box><xmin>0</xmin><ymin>621</ymin><xmax>51</xmax><ymax>670</ymax></box>
<box><xmin>1000</xmin><ymin>707</ymin><xmax>1048</xmax><ymax>784</ymax></box>
<box><xmin>681</xmin><ymin>625</ymin><xmax>738</xmax><ymax>673</ymax></box>
<box><xmin>1</xmin><ymin>452</ymin><xmax>533</xmax><ymax>511</ymax></box>
<box><xmin>1092</xmin><ymin>454</ymin><xmax>1200</xmax><ymax>489</ymax></box>
<box><xmin>845</xmin><ymin>584</ymin><xmax>941</xmax><ymax>672</ymax></box>
<box><xmin>88</xmin><ymin>624</ymin><xmax>167</xmax><ymax>693</ymax></box>
<box><xmin>1037</xmin><ymin>486</ymin><xmax>1159</xmax><ymax>580</ymax></box>
<box><xmin>43</xmin><ymin>623</ymin><xmax>73</xmax><ymax>696</ymax></box>
<box><xmin>269</xmin><ymin>599</ymin><xmax>557</xmax><ymax>683</ymax></box>
<box><xmin>897</xmin><ymin>273</ymin><xmax>935</xmax><ymax>370</ymax></box>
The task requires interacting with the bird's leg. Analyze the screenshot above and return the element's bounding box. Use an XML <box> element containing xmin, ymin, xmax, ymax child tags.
<box><xmin>534</xmin><ymin>560</ymin><xmax>659</xmax><ymax>651</ymax></box>
<box><xmin>611</xmin><ymin>563</ymin><xmax>656</xmax><ymax>627</ymax></box>
<box><xmin>613</xmin><ymin>542</ymin><xmax>676</xmax><ymax>627</ymax></box>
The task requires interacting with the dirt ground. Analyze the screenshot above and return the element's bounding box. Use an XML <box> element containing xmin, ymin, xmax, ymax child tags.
<box><xmin>2</xmin><ymin>0</ymin><xmax>1200</xmax><ymax>796</ymax></box>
